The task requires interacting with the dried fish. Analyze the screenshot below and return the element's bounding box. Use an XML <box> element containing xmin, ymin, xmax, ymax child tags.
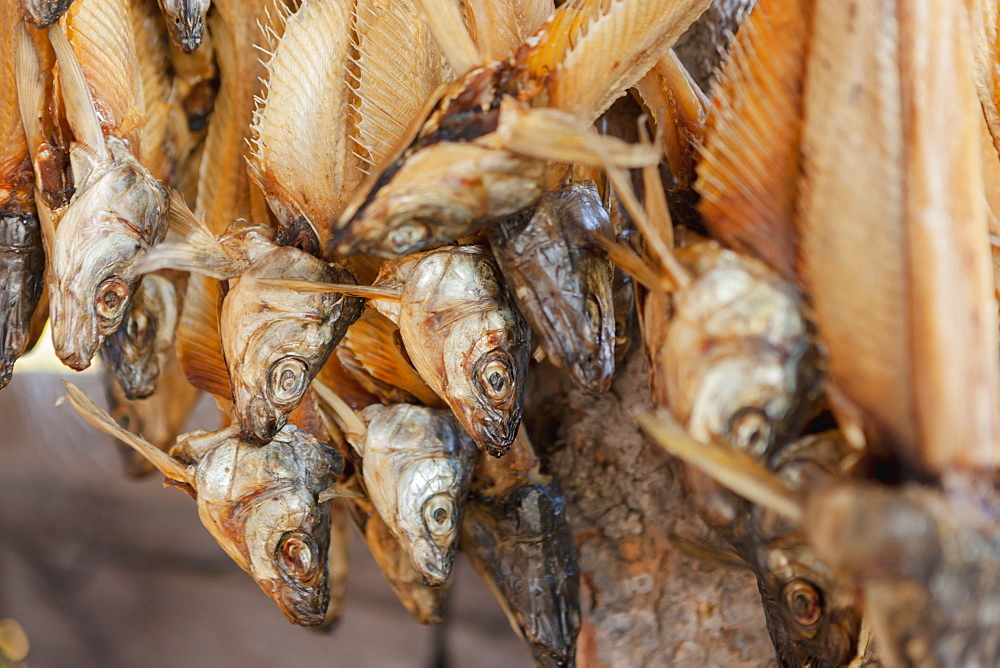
<box><xmin>157</xmin><ymin>0</ymin><xmax>210</xmax><ymax>53</ymax></box>
<box><xmin>318</xmin><ymin>388</ymin><xmax>476</xmax><ymax>586</ymax></box>
<box><xmin>329</xmin><ymin>0</ymin><xmax>714</xmax><ymax>258</ymax></box>
<box><xmin>488</xmin><ymin>180</ymin><xmax>615</xmax><ymax>394</ymax></box>
<box><xmin>103</xmin><ymin>342</ymin><xmax>200</xmax><ymax>478</ymax></box>
<box><xmin>20</xmin><ymin>0</ymin><xmax>75</xmax><ymax>27</ymax></box>
<box><xmin>65</xmin><ymin>382</ymin><xmax>344</xmax><ymax>626</ymax></box>
<box><xmin>100</xmin><ymin>272</ymin><xmax>182</xmax><ymax>400</ymax></box>
<box><xmin>313</xmin><ymin>245</ymin><xmax>529</xmax><ymax>456</ymax></box>
<box><xmin>463</xmin><ymin>432</ymin><xmax>580</xmax><ymax>668</ymax></box>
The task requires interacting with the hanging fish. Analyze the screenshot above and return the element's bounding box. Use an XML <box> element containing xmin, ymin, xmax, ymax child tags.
<box><xmin>315</xmin><ymin>384</ymin><xmax>476</xmax><ymax>586</ymax></box>
<box><xmin>462</xmin><ymin>431</ymin><xmax>580</xmax><ymax>668</ymax></box>
<box><xmin>103</xmin><ymin>341</ymin><xmax>200</xmax><ymax>478</ymax></box>
<box><xmin>1</xmin><ymin>0</ymin><xmax>45</xmax><ymax>390</ymax></box>
<box><xmin>17</xmin><ymin>1</ymin><xmax>169</xmax><ymax>371</ymax></box>
<box><xmin>138</xmin><ymin>198</ymin><xmax>363</xmax><ymax>444</ymax></box>
<box><xmin>488</xmin><ymin>180</ymin><xmax>615</xmax><ymax>394</ymax></box>
<box><xmin>20</xmin><ymin>0</ymin><xmax>75</xmax><ymax>27</ymax></box>
<box><xmin>156</xmin><ymin>0</ymin><xmax>210</xmax><ymax>53</ymax></box>
<box><xmin>64</xmin><ymin>381</ymin><xmax>344</xmax><ymax>627</ymax></box>
<box><xmin>271</xmin><ymin>244</ymin><xmax>530</xmax><ymax>457</ymax></box>
<box><xmin>328</xmin><ymin>0</ymin><xmax>710</xmax><ymax>258</ymax></box>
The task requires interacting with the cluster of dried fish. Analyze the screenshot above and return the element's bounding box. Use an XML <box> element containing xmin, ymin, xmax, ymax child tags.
<box><xmin>5</xmin><ymin>0</ymin><xmax>1000</xmax><ymax>663</ymax></box>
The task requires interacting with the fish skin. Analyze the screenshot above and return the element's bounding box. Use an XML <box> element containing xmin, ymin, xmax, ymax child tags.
<box><xmin>48</xmin><ymin>137</ymin><xmax>169</xmax><ymax>370</ymax></box>
<box><xmin>462</xmin><ymin>482</ymin><xmax>580</xmax><ymax>668</ymax></box>
<box><xmin>21</xmin><ymin>0</ymin><xmax>75</xmax><ymax>27</ymax></box>
<box><xmin>221</xmin><ymin>241</ymin><xmax>363</xmax><ymax>445</ymax></box>
<box><xmin>100</xmin><ymin>272</ymin><xmax>182</xmax><ymax>400</ymax></box>
<box><xmin>0</xmin><ymin>212</ymin><xmax>45</xmax><ymax>389</ymax></box>
<box><xmin>370</xmin><ymin>245</ymin><xmax>531</xmax><ymax>457</ymax></box>
<box><xmin>489</xmin><ymin>180</ymin><xmax>615</xmax><ymax>395</ymax></box>
<box><xmin>354</xmin><ymin>404</ymin><xmax>476</xmax><ymax>586</ymax></box>
<box><xmin>156</xmin><ymin>0</ymin><xmax>210</xmax><ymax>53</ymax></box>
<box><xmin>173</xmin><ymin>423</ymin><xmax>344</xmax><ymax>626</ymax></box>
<box><xmin>739</xmin><ymin>432</ymin><xmax>864</xmax><ymax>668</ymax></box>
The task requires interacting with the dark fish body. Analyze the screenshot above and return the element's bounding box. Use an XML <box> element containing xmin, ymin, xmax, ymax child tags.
<box><xmin>489</xmin><ymin>180</ymin><xmax>615</xmax><ymax>394</ymax></box>
<box><xmin>100</xmin><ymin>272</ymin><xmax>182</xmax><ymax>400</ymax></box>
<box><xmin>221</xmin><ymin>240</ymin><xmax>363</xmax><ymax>444</ymax></box>
<box><xmin>462</xmin><ymin>482</ymin><xmax>581</xmax><ymax>668</ymax></box>
<box><xmin>0</xmin><ymin>212</ymin><xmax>44</xmax><ymax>388</ymax></box>
<box><xmin>157</xmin><ymin>0</ymin><xmax>210</xmax><ymax>53</ymax></box>
<box><xmin>21</xmin><ymin>0</ymin><xmax>75</xmax><ymax>27</ymax></box>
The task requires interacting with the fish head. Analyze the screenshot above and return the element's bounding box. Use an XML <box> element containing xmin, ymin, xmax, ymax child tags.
<box><xmin>22</xmin><ymin>0</ymin><xmax>75</xmax><ymax>27</ymax></box>
<box><xmin>363</xmin><ymin>405</ymin><xmax>475</xmax><ymax>586</ymax></box>
<box><xmin>222</xmin><ymin>252</ymin><xmax>363</xmax><ymax>444</ymax></box>
<box><xmin>561</xmin><ymin>257</ymin><xmax>615</xmax><ymax>395</ymax></box>
<box><xmin>99</xmin><ymin>275</ymin><xmax>178</xmax><ymax>399</ymax></box>
<box><xmin>332</xmin><ymin>143</ymin><xmax>546</xmax><ymax>258</ymax></box>
<box><xmin>49</xmin><ymin>153</ymin><xmax>168</xmax><ymax>370</ymax></box>
<box><xmin>194</xmin><ymin>425</ymin><xmax>343</xmax><ymax>626</ymax></box>
<box><xmin>442</xmin><ymin>314</ymin><xmax>529</xmax><ymax>457</ymax></box>
<box><xmin>667</xmin><ymin>247</ymin><xmax>820</xmax><ymax>457</ymax></box>
<box><xmin>157</xmin><ymin>0</ymin><xmax>210</xmax><ymax>53</ymax></box>
<box><xmin>0</xmin><ymin>212</ymin><xmax>45</xmax><ymax>389</ymax></box>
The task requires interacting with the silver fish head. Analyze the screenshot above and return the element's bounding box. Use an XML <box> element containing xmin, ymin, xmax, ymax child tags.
<box><xmin>361</xmin><ymin>404</ymin><xmax>476</xmax><ymax>586</ymax></box>
<box><xmin>49</xmin><ymin>145</ymin><xmax>168</xmax><ymax>370</ymax></box>
<box><xmin>191</xmin><ymin>424</ymin><xmax>344</xmax><ymax>626</ymax></box>
<box><xmin>222</xmin><ymin>247</ymin><xmax>363</xmax><ymax>445</ymax></box>
<box><xmin>21</xmin><ymin>0</ymin><xmax>76</xmax><ymax>27</ymax></box>
<box><xmin>157</xmin><ymin>0</ymin><xmax>210</xmax><ymax>53</ymax></box>
<box><xmin>99</xmin><ymin>274</ymin><xmax>179</xmax><ymax>399</ymax></box>
<box><xmin>0</xmin><ymin>212</ymin><xmax>45</xmax><ymax>389</ymax></box>
<box><xmin>333</xmin><ymin>143</ymin><xmax>546</xmax><ymax>258</ymax></box>
<box><xmin>490</xmin><ymin>182</ymin><xmax>615</xmax><ymax>394</ymax></box>
<box><xmin>667</xmin><ymin>244</ymin><xmax>821</xmax><ymax>458</ymax></box>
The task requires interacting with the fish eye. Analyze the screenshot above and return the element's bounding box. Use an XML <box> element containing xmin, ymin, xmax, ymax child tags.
<box><xmin>475</xmin><ymin>351</ymin><xmax>515</xmax><ymax>403</ymax></box>
<box><xmin>422</xmin><ymin>493</ymin><xmax>456</xmax><ymax>538</ymax></box>
<box><xmin>275</xmin><ymin>530</ymin><xmax>319</xmax><ymax>583</ymax></box>
<box><xmin>268</xmin><ymin>357</ymin><xmax>308</xmax><ymax>405</ymax></box>
<box><xmin>783</xmin><ymin>579</ymin><xmax>823</xmax><ymax>629</ymax></box>
<box><xmin>96</xmin><ymin>278</ymin><xmax>131</xmax><ymax>323</ymax></box>
<box><xmin>614</xmin><ymin>315</ymin><xmax>628</xmax><ymax>346</ymax></box>
<box><xmin>387</xmin><ymin>221</ymin><xmax>429</xmax><ymax>254</ymax></box>
<box><xmin>725</xmin><ymin>407</ymin><xmax>772</xmax><ymax>458</ymax></box>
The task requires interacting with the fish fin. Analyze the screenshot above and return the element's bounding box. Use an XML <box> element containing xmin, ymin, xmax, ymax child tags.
<box><xmin>176</xmin><ymin>274</ymin><xmax>232</xmax><ymax>400</ymax></box>
<box><xmin>311</xmin><ymin>379</ymin><xmax>367</xmax><ymax>453</ymax></box>
<box><xmin>351</xmin><ymin>0</ymin><xmax>450</xmax><ymax>171</ymax></box>
<box><xmin>255</xmin><ymin>278</ymin><xmax>402</xmax><ymax>301</ymax></box>
<box><xmin>315</xmin><ymin>354</ymin><xmax>380</xmax><ymax>410</ymax></box>
<box><xmin>249</xmin><ymin>0</ymin><xmax>359</xmax><ymax>236</ymax></box>
<box><xmin>636</xmin><ymin>408</ymin><xmax>804</xmax><ymax>522</ymax></box>
<box><xmin>15</xmin><ymin>24</ymin><xmax>45</xmax><ymax>162</ymax></box>
<box><xmin>694</xmin><ymin>0</ymin><xmax>809</xmax><ymax>280</ymax></box>
<box><xmin>411</xmin><ymin>0</ymin><xmax>481</xmax><ymax>76</ymax></box>
<box><xmin>48</xmin><ymin>22</ymin><xmax>109</xmax><ymax>162</ymax></box>
<box><xmin>668</xmin><ymin>534</ymin><xmax>750</xmax><ymax>571</ymax></box>
<box><xmin>594</xmin><ymin>234</ymin><xmax>675</xmax><ymax>294</ymax></box>
<box><xmin>341</xmin><ymin>316</ymin><xmax>444</xmax><ymax>408</ymax></box>
<box><xmin>62</xmin><ymin>381</ymin><xmax>194</xmax><ymax>485</ymax></box>
<box><xmin>466</xmin><ymin>0</ymin><xmax>554</xmax><ymax>61</ymax></box>
<box><xmin>318</xmin><ymin>482</ymin><xmax>366</xmax><ymax>503</ymax></box>
<box><xmin>597</xmin><ymin>149</ymin><xmax>690</xmax><ymax>288</ymax></box>
<box><xmin>135</xmin><ymin>192</ymin><xmax>246</xmax><ymax>278</ymax></box>
<box><xmin>974</xmin><ymin>0</ymin><xmax>1000</xmax><ymax>161</ymax></box>
<box><xmin>549</xmin><ymin>0</ymin><xmax>712</xmax><ymax>122</ymax></box>
<box><xmin>494</xmin><ymin>98</ymin><xmax>658</xmax><ymax>167</ymax></box>
<box><xmin>633</xmin><ymin>51</ymin><xmax>707</xmax><ymax>188</ymax></box>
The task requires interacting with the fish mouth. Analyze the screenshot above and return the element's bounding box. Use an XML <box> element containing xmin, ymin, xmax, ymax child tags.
<box><xmin>411</xmin><ymin>539</ymin><xmax>451</xmax><ymax>587</ymax></box>
<box><xmin>474</xmin><ymin>416</ymin><xmax>519</xmax><ymax>458</ymax></box>
<box><xmin>566</xmin><ymin>352</ymin><xmax>613</xmax><ymax>396</ymax></box>
<box><xmin>238</xmin><ymin>395</ymin><xmax>285</xmax><ymax>446</ymax></box>
<box><xmin>269</xmin><ymin>583</ymin><xmax>329</xmax><ymax>627</ymax></box>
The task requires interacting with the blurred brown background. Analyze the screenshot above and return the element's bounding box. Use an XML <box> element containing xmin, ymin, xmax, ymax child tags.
<box><xmin>0</xmin><ymin>366</ymin><xmax>533</xmax><ymax>667</ymax></box>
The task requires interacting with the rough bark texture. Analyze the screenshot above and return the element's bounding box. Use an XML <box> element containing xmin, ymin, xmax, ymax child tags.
<box><xmin>528</xmin><ymin>352</ymin><xmax>773</xmax><ymax>667</ymax></box>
